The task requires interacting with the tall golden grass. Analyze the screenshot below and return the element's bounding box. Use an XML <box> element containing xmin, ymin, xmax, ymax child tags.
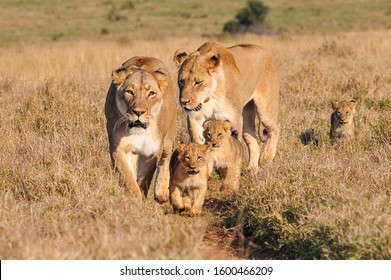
<box><xmin>0</xmin><ymin>30</ymin><xmax>390</xmax><ymax>259</ymax></box>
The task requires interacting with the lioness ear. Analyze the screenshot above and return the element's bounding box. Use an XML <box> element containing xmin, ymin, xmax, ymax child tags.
<box><xmin>330</xmin><ymin>100</ymin><xmax>339</xmax><ymax>110</ymax></box>
<box><xmin>153</xmin><ymin>68</ymin><xmax>169</xmax><ymax>91</ymax></box>
<box><xmin>173</xmin><ymin>49</ymin><xmax>188</xmax><ymax>67</ymax></box>
<box><xmin>223</xmin><ymin>120</ymin><xmax>231</xmax><ymax>132</ymax></box>
<box><xmin>112</xmin><ymin>68</ymin><xmax>131</xmax><ymax>88</ymax></box>
<box><xmin>211</xmin><ymin>54</ymin><xmax>220</xmax><ymax>67</ymax></box>
<box><xmin>202</xmin><ymin>120</ymin><xmax>211</xmax><ymax>129</ymax></box>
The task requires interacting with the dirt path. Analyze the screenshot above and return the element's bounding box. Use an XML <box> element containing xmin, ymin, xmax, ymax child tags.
<box><xmin>199</xmin><ymin>180</ymin><xmax>248</xmax><ymax>260</ymax></box>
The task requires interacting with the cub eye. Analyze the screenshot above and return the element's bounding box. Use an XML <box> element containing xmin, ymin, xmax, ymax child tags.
<box><xmin>195</xmin><ymin>80</ymin><xmax>203</xmax><ymax>86</ymax></box>
<box><xmin>205</xmin><ymin>132</ymin><xmax>211</xmax><ymax>138</ymax></box>
<box><xmin>148</xmin><ymin>91</ymin><xmax>157</xmax><ymax>98</ymax></box>
<box><xmin>185</xmin><ymin>156</ymin><xmax>190</xmax><ymax>162</ymax></box>
<box><xmin>197</xmin><ymin>156</ymin><xmax>202</xmax><ymax>161</ymax></box>
<box><xmin>217</xmin><ymin>132</ymin><xmax>223</xmax><ymax>137</ymax></box>
<box><xmin>345</xmin><ymin>111</ymin><xmax>349</xmax><ymax>115</ymax></box>
<box><xmin>336</xmin><ymin>111</ymin><xmax>341</xmax><ymax>115</ymax></box>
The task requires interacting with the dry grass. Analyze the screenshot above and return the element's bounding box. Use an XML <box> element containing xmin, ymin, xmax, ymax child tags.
<box><xmin>0</xmin><ymin>30</ymin><xmax>390</xmax><ymax>259</ymax></box>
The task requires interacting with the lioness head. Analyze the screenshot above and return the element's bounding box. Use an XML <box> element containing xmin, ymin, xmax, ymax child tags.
<box><xmin>202</xmin><ymin>120</ymin><xmax>233</xmax><ymax>150</ymax></box>
<box><xmin>173</xmin><ymin>42</ymin><xmax>222</xmax><ymax>113</ymax></box>
<box><xmin>177</xmin><ymin>142</ymin><xmax>210</xmax><ymax>176</ymax></box>
<box><xmin>112</xmin><ymin>64</ymin><xmax>168</xmax><ymax>133</ymax></box>
<box><xmin>331</xmin><ymin>99</ymin><xmax>357</xmax><ymax>125</ymax></box>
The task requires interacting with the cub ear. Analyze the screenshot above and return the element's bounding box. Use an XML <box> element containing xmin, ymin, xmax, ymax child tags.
<box><xmin>177</xmin><ymin>141</ymin><xmax>186</xmax><ymax>153</ymax></box>
<box><xmin>349</xmin><ymin>99</ymin><xmax>357</xmax><ymax>108</ymax></box>
<box><xmin>202</xmin><ymin>120</ymin><xmax>211</xmax><ymax>129</ymax></box>
<box><xmin>153</xmin><ymin>68</ymin><xmax>169</xmax><ymax>91</ymax></box>
<box><xmin>223</xmin><ymin>120</ymin><xmax>232</xmax><ymax>132</ymax></box>
<box><xmin>173</xmin><ymin>49</ymin><xmax>188</xmax><ymax>67</ymax></box>
<box><xmin>112</xmin><ymin>67</ymin><xmax>131</xmax><ymax>88</ymax></box>
<box><xmin>202</xmin><ymin>143</ymin><xmax>211</xmax><ymax>153</ymax></box>
<box><xmin>330</xmin><ymin>100</ymin><xmax>339</xmax><ymax>110</ymax></box>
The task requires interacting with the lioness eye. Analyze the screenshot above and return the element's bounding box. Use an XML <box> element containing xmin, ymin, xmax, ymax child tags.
<box><xmin>148</xmin><ymin>91</ymin><xmax>156</xmax><ymax>98</ymax></box>
<box><xmin>125</xmin><ymin>89</ymin><xmax>134</xmax><ymax>96</ymax></box>
<box><xmin>195</xmin><ymin>80</ymin><xmax>203</xmax><ymax>86</ymax></box>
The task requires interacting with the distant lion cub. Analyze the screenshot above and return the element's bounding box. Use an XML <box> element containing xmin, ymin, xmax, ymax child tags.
<box><xmin>203</xmin><ymin>120</ymin><xmax>243</xmax><ymax>192</ymax></box>
<box><xmin>169</xmin><ymin>142</ymin><xmax>210</xmax><ymax>215</ymax></box>
<box><xmin>330</xmin><ymin>100</ymin><xmax>357</xmax><ymax>142</ymax></box>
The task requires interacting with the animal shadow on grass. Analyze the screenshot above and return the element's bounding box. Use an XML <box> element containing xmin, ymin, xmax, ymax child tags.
<box><xmin>300</xmin><ymin>128</ymin><xmax>319</xmax><ymax>146</ymax></box>
<box><xmin>203</xmin><ymin>194</ymin><xmax>281</xmax><ymax>259</ymax></box>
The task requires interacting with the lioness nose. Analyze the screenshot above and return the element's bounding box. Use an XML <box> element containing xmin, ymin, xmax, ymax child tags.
<box><xmin>131</xmin><ymin>109</ymin><xmax>146</xmax><ymax>116</ymax></box>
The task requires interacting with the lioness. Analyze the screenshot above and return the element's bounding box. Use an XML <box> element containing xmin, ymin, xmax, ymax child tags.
<box><xmin>169</xmin><ymin>142</ymin><xmax>210</xmax><ymax>215</ymax></box>
<box><xmin>173</xmin><ymin>41</ymin><xmax>280</xmax><ymax>170</ymax></box>
<box><xmin>330</xmin><ymin>99</ymin><xmax>357</xmax><ymax>142</ymax></box>
<box><xmin>105</xmin><ymin>57</ymin><xmax>176</xmax><ymax>203</ymax></box>
<box><xmin>203</xmin><ymin>120</ymin><xmax>243</xmax><ymax>192</ymax></box>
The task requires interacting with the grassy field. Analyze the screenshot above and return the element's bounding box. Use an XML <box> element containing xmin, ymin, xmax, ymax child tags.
<box><xmin>1</xmin><ymin>0</ymin><xmax>391</xmax><ymax>43</ymax></box>
<box><xmin>0</xmin><ymin>0</ymin><xmax>390</xmax><ymax>259</ymax></box>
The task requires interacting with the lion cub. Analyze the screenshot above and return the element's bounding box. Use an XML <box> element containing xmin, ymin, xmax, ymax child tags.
<box><xmin>170</xmin><ymin>142</ymin><xmax>211</xmax><ymax>215</ymax></box>
<box><xmin>330</xmin><ymin>100</ymin><xmax>357</xmax><ymax>142</ymax></box>
<box><xmin>203</xmin><ymin>120</ymin><xmax>243</xmax><ymax>192</ymax></box>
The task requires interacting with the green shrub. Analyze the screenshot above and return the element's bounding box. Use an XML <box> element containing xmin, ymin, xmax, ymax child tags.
<box><xmin>223</xmin><ymin>1</ymin><xmax>270</xmax><ymax>34</ymax></box>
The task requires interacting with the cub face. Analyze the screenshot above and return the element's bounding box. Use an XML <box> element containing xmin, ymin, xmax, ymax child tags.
<box><xmin>173</xmin><ymin>43</ymin><xmax>221</xmax><ymax>113</ymax></box>
<box><xmin>112</xmin><ymin>67</ymin><xmax>168</xmax><ymax>133</ymax></box>
<box><xmin>177</xmin><ymin>142</ymin><xmax>210</xmax><ymax>176</ymax></box>
<box><xmin>202</xmin><ymin>120</ymin><xmax>232</xmax><ymax>150</ymax></box>
<box><xmin>331</xmin><ymin>100</ymin><xmax>357</xmax><ymax>125</ymax></box>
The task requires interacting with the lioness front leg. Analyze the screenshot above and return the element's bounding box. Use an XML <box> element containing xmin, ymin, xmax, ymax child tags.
<box><xmin>154</xmin><ymin>147</ymin><xmax>171</xmax><ymax>204</ymax></box>
<box><xmin>112</xmin><ymin>150</ymin><xmax>142</xmax><ymax>202</ymax></box>
<box><xmin>260</xmin><ymin>119</ymin><xmax>280</xmax><ymax>163</ymax></box>
<box><xmin>188</xmin><ymin>114</ymin><xmax>206</xmax><ymax>143</ymax></box>
<box><xmin>137</xmin><ymin>155</ymin><xmax>157</xmax><ymax>197</ymax></box>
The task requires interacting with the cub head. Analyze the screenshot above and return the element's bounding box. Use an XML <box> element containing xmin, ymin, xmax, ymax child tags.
<box><xmin>173</xmin><ymin>41</ymin><xmax>222</xmax><ymax>114</ymax></box>
<box><xmin>331</xmin><ymin>99</ymin><xmax>357</xmax><ymax>125</ymax></box>
<box><xmin>177</xmin><ymin>142</ymin><xmax>210</xmax><ymax>176</ymax></box>
<box><xmin>202</xmin><ymin>120</ymin><xmax>232</xmax><ymax>150</ymax></box>
<box><xmin>112</xmin><ymin>63</ymin><xmax>168</xmax><ymax>133</ymax></box>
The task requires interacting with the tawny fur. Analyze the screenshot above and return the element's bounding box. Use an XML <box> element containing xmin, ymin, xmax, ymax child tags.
<box><xmin>105</xmin><ymin>57</ymin><xmax>176</xmax><ymax>203</ymax></box>
<box><xmin>330</xmin><ymin>100</ymin><xmax>357</xmax><ymax>142</ymax></box>
<box><xmin>174</xmin><ymin>41</ymin><xmax>280</xmax><ymax>170</ymax></box>
<box><xmin>169</xmin><ymin>142</ymin><xmax>211</xmax><ymax>215</ymax></box>
<box><xmin>203</xmin><ymin>120</ymin><xmax>243</xmax><ymax>192</ymax></box>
